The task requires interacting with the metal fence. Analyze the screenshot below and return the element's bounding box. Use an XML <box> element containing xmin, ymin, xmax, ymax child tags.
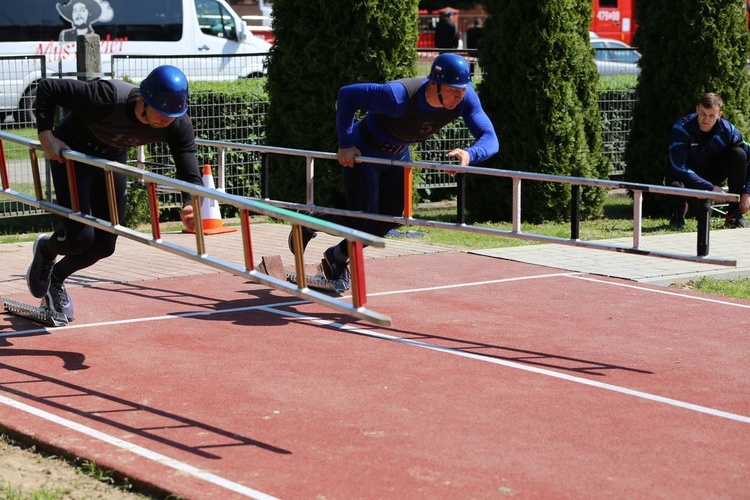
<box><xmin>599</xmin><ymin>88</ymin><xmax>636</xmax><ymax>176</ymax></box>
<box><xmin>0</xmin><ymin>55</ymin><xmax>49</xmax><ymax>217</ymax></box>
<box><xmin>0</xmin><ymin>52</ymin><xmax>636</xmax><ymax>218</ymax></box>
<box><xmin>111</xmin><ymin>54</ymin><xmax>270</xmax><ymax>208</ymax></box>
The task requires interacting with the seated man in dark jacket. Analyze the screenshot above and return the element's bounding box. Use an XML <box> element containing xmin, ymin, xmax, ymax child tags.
<box><xmin>666</xmin><ymin>92</ymin><xmax>750</xmax><ymax>228</ymax></box>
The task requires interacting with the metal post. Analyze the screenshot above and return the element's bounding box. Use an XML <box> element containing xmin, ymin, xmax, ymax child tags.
<box><xmin>65</xmin><ymin>157</ymin><xmax>80</xmax><ymax>213</ymax></box>
<box><xmin>403</xmin><ymin>167</ymin><xmax>413</xmax><ymax>219</ymax></box>
<box><xmin>305</xmin><ymin>156</ymin><xmax>314</xmax><ymax>205</ymax></box>
<box><xmin>262</xmin><ymin>153</ymin><xmax>269</xmax><ymax>199</ymax></box>
<box><xmin>291</xmin><ymin>225</ymin><xmax>306</xmax><ymax>289</ymax></box>
<box><xmin>697</xmin><ymin>200</ymin><xmax>711</xmax><ymax>256</ymax></box>
<box><xmin>348</xmin><ymin>240</ymin><xmax>367</xmax><ymax>308</ymax></box>
<box><xmin>136</xmin><ymin>145</ymin><xmax>146</xmax><ymax>170</ymax></box>
<box><xmin>0</xmin><ymin>141</ymin><xmax>6</xmax><ymax>190</ymax></box>
<box><xmin>512</xmin><ymin>177</ymin><xmax>522</xmax><ymax>233</ymax></box>
<box><xmin>240</xmin><ymin>209</ymin><xmax>254</xmax><ymax>271</ymax></box>
<box><xmin>147</xmin><ymin>182</ymin><xmax>161</xmax><ymax>240</ymax></box>
<box><xmin>632</xmin><ymin>190</ymin><xmax>643</xmax><ymax>249</ymax></box>
<box><xmin>456</xmin><ymin>173</ymin><xmax>466</xmax><ymax>225</ymax></box>
<box><xmin>217</xmin><ymin>146</ymin><xmax>226</xmax><ymax>191</ymax></box>
<box><xmin>571</xmin><ymin>184</ymin><xmax>580</xmax><ymax>240</ymax></box>
<box><xmin>105</xmin><ymin>170</ymin><xmax>119</xmax><ymax>225</ymax></box>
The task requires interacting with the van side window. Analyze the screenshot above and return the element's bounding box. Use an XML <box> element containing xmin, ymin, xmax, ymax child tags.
<box><xmin>92</xmin><ymin>0</ymin><xmax>184</xmax><ymax>42</ymax></box>
<box><xmin>195</xmin><ymin>0</ymin><xmax>237</xmax><ymax>40</ymax></box>
<box><xmin>0</xmin><ymin>4</ymin><xmax>66</xmax><ymax>42</ymax></box>
<box><xmin>0</xmin><ymin>0</ymin><xmax>183</xmax><ymax>42</ymax></box>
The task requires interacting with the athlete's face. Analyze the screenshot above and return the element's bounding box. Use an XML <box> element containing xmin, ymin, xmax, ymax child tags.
<box><xmin>696</xmin><ymin>104</ymin><xmax>722</xmax><ymax>133</ymax></box>
<box><xmin>144</xmin><ymin>105</ymin><xmax>176</xmax><ymax>128</ymax></box>
<box><xmin>439</xmin><ymin>85</ymin><xmax>467</xmax><ymax>110</ymax></box>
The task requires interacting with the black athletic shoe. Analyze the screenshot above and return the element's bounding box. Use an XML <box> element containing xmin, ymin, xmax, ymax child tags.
<box><xmin>321</xmin><ymin>246</ymin><xmax>351</xmax><ymax>291</ymax></box>
<box><xmin>287</xmin><ymin>225</ymin><xmax>317</xmax><ymax>255</ymax></box>
<box><xmin>669</xmin><ymin>211</ymin><xmax>686</xmax><ymax>229</ymax></box>
<box><xmin>725</xmin><ymin>210</ymin><xmax>748</xmax><ymax>229</ymax></box>
<box><xmin>43</xmin><ymin>279</ymin><xmax>74</xmax><ymax>322</ymax></box>
<box><xmin>26</xmin><ymin>234</ymin><xmax>55</xmax><ymax>298</ymax></box>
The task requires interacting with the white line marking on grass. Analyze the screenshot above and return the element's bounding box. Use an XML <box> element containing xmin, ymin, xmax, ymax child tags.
<box><xmin>0</xmin><ymin>395</ymin><xmax>278</xmax><ymax>499</ymax></box>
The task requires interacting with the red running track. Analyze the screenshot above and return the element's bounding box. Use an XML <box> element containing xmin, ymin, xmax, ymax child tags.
<box><xmin>1</xmin><ymin>252</ymin><xmax>748</xmax><ymax>498</ymax></box>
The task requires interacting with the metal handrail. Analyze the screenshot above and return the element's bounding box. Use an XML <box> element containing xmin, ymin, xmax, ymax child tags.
<box><xmin>194</xmin><ymin>138</ymin><xmax>740</xmax><ymax>266</ymax></box>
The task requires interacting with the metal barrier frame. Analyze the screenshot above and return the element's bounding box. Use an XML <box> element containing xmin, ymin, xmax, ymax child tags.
<box><xmin>193</xmin><ymin>138</ymin><xmax>740</xmax><ymax>267</ymax></box>
<box><xmin>0</xmin><ymin>131</ymin><xmax>391</xmax><ymax>326</ymax></box>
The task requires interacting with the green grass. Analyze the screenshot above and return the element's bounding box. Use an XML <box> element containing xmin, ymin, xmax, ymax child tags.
<box><xmin>0</xmin><ymin>214</ymin><xmax>57</xmax><ymax>242</ymax></box>
<box><xmin>1</xmin><ymin>127</ymin><xmax>38</xmax><ymax>160</ymax></box>
<box><xmin>672</xmin><ymin>276</ymin><xmax>750</xmax><ymax>299</ymax></box>
<box><xmin>0</xmin><ymin>482</ymin><xmax>72</xmax><ymax>500</ymax></box>
<box><xmin>597</xmin><ymin>74</ymin><xmax>638</xmax><ymax>90</ymax></box>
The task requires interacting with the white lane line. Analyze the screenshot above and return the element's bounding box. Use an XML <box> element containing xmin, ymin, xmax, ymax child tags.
<box><xmin>2</xmin><ymin>267</ymin><xmax>748</xmax><ymax>498</ymax></box>
<box><xmin>257</xmin><ymin>306</ymin><xmax>750</xmax><ymax>425</ymax></box>
<box><xmin>0</xmin><ymin>395</ymin><xmax>278</xmax><ymax>499</ymax></box>
<box><xmin>0</xmin><ymin>272</ymin><xmax>577</xmax><ymax>338</ymax></box>
<box><xmin>568</xmin><ymin>275</ymin><xmax>750</xmax><ymax>308</ymax></box>
<box><xmin>366</xmin><ymin>271</ymin><xmax>583</xmax><ymax>297</ymax></box>
<box><xmin>0</xmin><ymin>300</ymin><xmax>310</xmax><ymax>338</ymax></box>
<box><xmin>4</xmin><ymin>270</ymin><xmax>747</xmax><ymax>340</ymax></box>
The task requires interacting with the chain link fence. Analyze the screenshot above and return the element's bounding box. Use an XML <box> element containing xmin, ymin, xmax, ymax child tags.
<box><xmin>599</xmin><ymin>88</ymin><xmax>636</xmax><ymax>176</ymax></box>
<box><xmin>1</xmin><ymin>52</ymin><xmax>636</xmax><ymax>218</ymax></box>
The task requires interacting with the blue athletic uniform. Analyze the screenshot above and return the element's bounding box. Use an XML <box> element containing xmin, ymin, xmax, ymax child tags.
<box><xmin>334</xmin><ymin>77</ymin><xmax>498</xmax><ymax>239</ymax></box>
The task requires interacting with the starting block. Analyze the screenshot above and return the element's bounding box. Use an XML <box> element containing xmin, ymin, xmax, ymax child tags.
<box><xmin>284</xmin><ymin>269</ymin><xmax>350</xmax><ymax>294</ymax></box>
<box><xmin>3</xmin><ymin>298</ymin><xmax>69</xmax><ymax>327</ymax></box>
<box><xmin>258</xmin><ymin>254</ymin><xmax>286</xmax><ymax>280</ymax></box>
<box><xmin>258</xmin><ymin>255</ymin><xmax>350</xmax><ymax>294</ymax></box>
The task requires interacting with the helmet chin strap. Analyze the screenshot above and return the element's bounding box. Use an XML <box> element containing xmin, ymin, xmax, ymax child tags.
<box><xmin>436</xmin><ymin>83</ymin><xmax>445</xmax><ymax>107</ymax></box>
<box><xmin>141</xmin><ymin>100</ymin><xmax>149</xmax><ymax>120</ymax></box>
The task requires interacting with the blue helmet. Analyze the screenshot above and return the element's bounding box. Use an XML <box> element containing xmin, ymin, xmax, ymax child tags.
<box><xmin>428</xmin><ymin>53</ymin><xmax>473</xmax><ymax>88</ymax></box>
<box><xmin>139</xmin><ymin>65</ymin><xmax>189</xmax><ymax>118</ymax></box>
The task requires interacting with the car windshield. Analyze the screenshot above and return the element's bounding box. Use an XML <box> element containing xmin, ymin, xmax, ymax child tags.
<box><xmin>591</xmin><ymin>41</ymin><xmax>640</xmax><ymax>64</ymax></box>
<box><xmin>610</xmin><ymin>49</ymin><xmax>640</xmax><ymax>64</ymax></box>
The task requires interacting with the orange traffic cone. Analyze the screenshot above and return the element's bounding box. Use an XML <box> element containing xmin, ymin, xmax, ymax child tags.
<box><xmin>183</xmin><ymin>164</ymin><xmax>237</xmax><ymax>235</ymax></box>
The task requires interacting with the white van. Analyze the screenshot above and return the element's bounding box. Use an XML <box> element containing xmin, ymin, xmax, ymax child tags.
<box><xmin>0</xmin><ymin>0</ymin><xmax>272</xmax><ymax>123</ymax></box>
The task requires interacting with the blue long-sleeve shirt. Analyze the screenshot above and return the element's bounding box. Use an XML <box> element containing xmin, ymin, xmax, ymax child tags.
<box><xmin>668</xmin><ymin>113</ymin><xmax>750</xmax><ymax>193</ymax></box>
<box><xmin>337</xmin><ymin>78</ymin><xmax>499</xmax><ymax>164</ymax></box>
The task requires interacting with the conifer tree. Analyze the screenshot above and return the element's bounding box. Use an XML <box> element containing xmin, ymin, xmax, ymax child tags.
<box><xmin>265</xmin><ymin>0</ymin><xmax>418</xmax><ymax>206</ymax></box>
<box><xmin>466</xmin><ymin>0</ymin><xmax>608</xmax><ymax>222</ymax></box>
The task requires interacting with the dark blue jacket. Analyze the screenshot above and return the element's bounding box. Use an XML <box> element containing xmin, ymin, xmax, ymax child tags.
<box><xmin>668</xmin><ymin>113</ymin><xmax>750</xmax><ymax>193</ymax></box>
